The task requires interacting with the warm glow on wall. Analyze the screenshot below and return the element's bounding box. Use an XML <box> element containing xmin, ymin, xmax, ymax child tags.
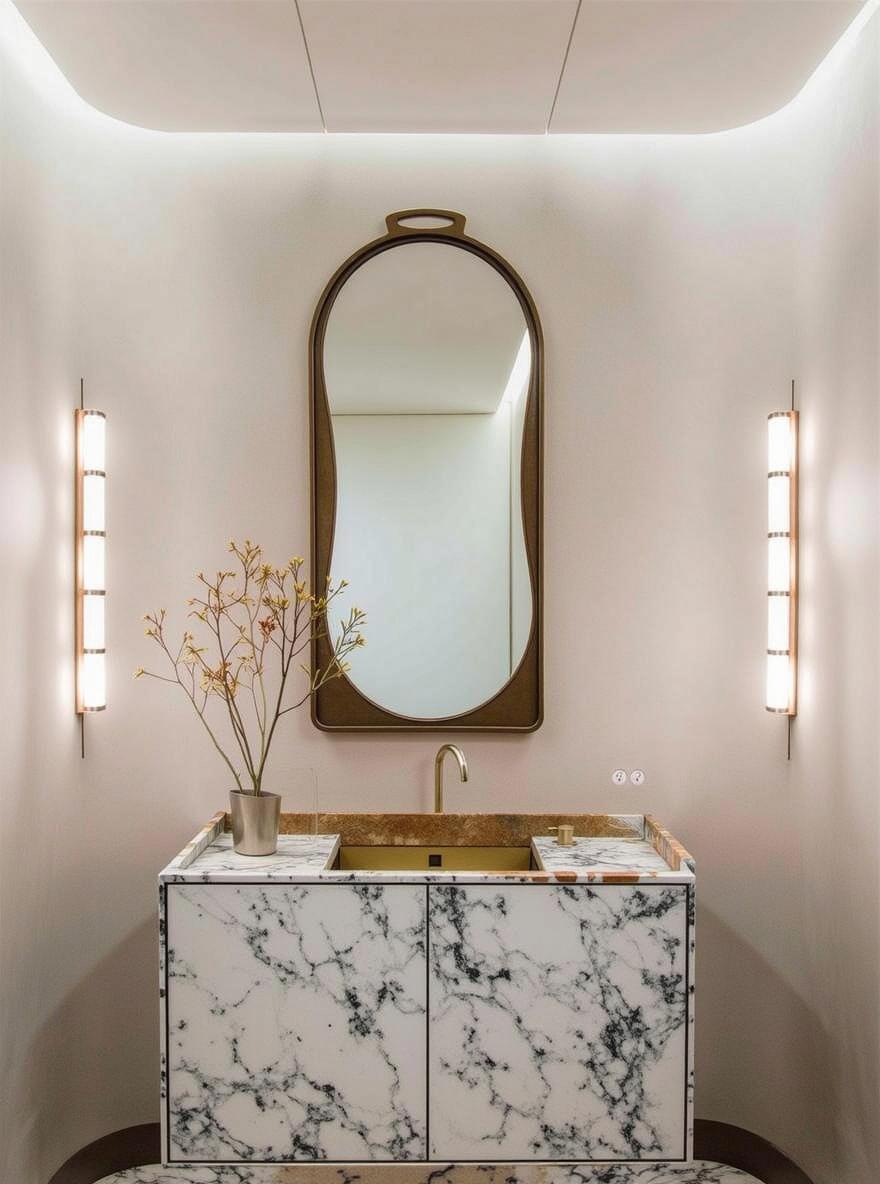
<box><xmin>766</xmin><ymin>409</ymin><xmax>798</xmax><ymax>716</ymax></box>
<box><xmin>75</xmin><ymin>407</ymin><xmax>106</xmax><ymax>714</ymax></box>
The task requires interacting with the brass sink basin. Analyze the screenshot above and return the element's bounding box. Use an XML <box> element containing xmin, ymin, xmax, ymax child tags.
<box><xmin>336</xmin><ymin>844</ymin><xmax>534</xmax><ymax>872</ymax></box>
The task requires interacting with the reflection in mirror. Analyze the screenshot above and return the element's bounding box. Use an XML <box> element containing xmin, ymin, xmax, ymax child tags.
<box><xmin>324</xmin><ymin>242</ymin><xmax>533</xmax><ymax>719</ymax></box>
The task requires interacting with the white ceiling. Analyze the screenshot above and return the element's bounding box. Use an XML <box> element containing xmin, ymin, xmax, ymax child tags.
<box><xmin>300</xmin><ymin>0</ymin><xmax>578</xmax><ymax>133</ymax></box>
<box><xmin>13</xmin><ymin>0</ymin><xmax>866</xmax><ymax>134</ymax></box>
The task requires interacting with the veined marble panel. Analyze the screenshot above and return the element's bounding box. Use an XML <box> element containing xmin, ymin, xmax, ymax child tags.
<box><xmin>685</xmin><ymin>887</ymin><xmax>696</xmax><ymax>1158</ymax></box>
<box><xmin>162</xmin><ymin>833</ymin><xmax>340</xmax><ymax>881</ymax></box>
<box><xmin>97</xmin><ymin>1160</ymin><xmax>761</xmax><ymax>1183</ymax></box>
<box><xmin>161</xmin><ymin>831</ymin><xmax>692</xmax><ymax>886</ymax></box>
<box><xmin>428</xmin><ymin>884</ymin><xmax>688</xmax><ymax>1161</ymax></box>
<box><xmin>532</xmin><ymin>837</ymin><xmax>672</xmax><ymax>875</ymax></box>
<box><xmin>165</xmin><ymin>883</ymin><xmax>427</xmax><ymax>1162</ymax></box>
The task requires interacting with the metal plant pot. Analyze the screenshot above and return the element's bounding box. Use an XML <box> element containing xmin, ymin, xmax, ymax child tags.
<box><xmin>229</xmin><ymin>790</ymin><xmax>281</xmax><ymax>856</ymax></box>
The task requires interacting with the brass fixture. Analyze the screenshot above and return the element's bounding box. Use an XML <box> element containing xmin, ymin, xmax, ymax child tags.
<box><xmin>548</xmin><ymin>824</ymin><xmax>575</xmax><ymax>846</ymax></box>
<box><xmin>434</xmin><ymin>743</ymin><xmax>468</xmax><ymax>813</ymax></box>
<box><xmin>337</xmin><ymin>844</ymin><xmax>530</xmax><ymax>872</ymax></box>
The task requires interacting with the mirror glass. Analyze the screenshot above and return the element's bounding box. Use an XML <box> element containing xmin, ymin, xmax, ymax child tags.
<box><xmin>324</xmin><ymin>241</ymin><xmax>533</xmax><ymax>719</ymax></box>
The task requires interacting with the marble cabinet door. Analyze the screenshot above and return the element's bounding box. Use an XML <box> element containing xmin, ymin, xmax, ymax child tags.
<box><xmin>165</xmin><ymin>883</ymin><xmax>427</xmax><ymax>1162</ymax></box>
<box><xmin>428</xmin><ymin>884</ymin><xmax>689</xmax><ymax>1161</ymax></box>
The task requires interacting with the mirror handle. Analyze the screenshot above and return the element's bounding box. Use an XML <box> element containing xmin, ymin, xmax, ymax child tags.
<box><xmin>385</xmin><ymin>209</ymin><xmax>467</xmax><ymax>238</ymax></box>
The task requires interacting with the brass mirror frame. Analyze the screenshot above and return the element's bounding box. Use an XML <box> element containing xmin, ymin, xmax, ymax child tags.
<box><xmin>310</xmin><ymin>210</ymin><xmax>543</xmax><ymax>732</ymax></box>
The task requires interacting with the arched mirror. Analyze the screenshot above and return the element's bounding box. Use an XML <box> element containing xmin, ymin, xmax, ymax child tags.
<box><xmin>311</xmin><ymin>211</ymin><xmax>542</xmax><ymax>731</ymax></box>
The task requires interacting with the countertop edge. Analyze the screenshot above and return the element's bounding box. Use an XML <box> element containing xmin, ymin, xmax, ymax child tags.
<box><xmin>158</xmin><ymin>813</ymin><xmax>696</xmax><ymax>885</ymax></box>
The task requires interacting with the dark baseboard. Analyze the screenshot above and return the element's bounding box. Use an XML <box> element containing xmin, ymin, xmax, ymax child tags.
<box><xmin>48</xmin><ymin>1124</ymin><xmax>160</xmax><ymax>1184</ymax></box>
<box><xmin>48</xmin><ymin>1119</ymin><xmax>814</xmax><ymax>1184</ymax></box>
<box><xmin>694</xmin><ymin>1120</ymin><xmax>815</xmax><ymax>1184</ymax></box>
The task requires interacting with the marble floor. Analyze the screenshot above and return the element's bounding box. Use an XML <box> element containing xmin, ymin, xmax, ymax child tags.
<box><xmin>96</xmin><ymin>1163</ymin><xmax>762</xmax><ymax>1184</ymax></box>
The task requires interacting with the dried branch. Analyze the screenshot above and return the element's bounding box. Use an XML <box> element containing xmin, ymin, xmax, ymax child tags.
<box><xmin>136</xmin><ymin>541</ymin><xmax>366</xmax><ymax>796</ymax></box>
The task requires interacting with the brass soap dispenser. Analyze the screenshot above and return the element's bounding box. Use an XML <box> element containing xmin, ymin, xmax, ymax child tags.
<box><xmin>548</xmin><ymin>824</ymin><xmax>575</xmax><ymax>846</ymax></box>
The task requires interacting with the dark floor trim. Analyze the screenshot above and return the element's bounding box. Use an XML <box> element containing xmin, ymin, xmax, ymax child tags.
<box><xmin>48</xmin><ymin>1124</ymin><xmax>160</xmax><ymax>1184</ymax></box>
<box><xmin>48</xmin><ymin>1120</ymin><xmax>814</xmax><ymax>1184</ymax></box>
<box><xmin>695</xmin><ymin>1120</ymin><xmax>815</xmax><ymax>1184</ymax></box>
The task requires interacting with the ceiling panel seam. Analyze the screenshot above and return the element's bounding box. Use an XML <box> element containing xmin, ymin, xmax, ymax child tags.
<box><xmin>546</xmin><ymin>0</ymin><xmax>582</xmax><ymax>133</ymax></box>
<box><xmin>294</xmin><ymin>0</ymin><xmax>327</xmax><ymax>131</ymax></box>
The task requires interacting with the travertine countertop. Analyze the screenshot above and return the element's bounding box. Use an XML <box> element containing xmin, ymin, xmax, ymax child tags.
<box><xmin>160</xmin><ymin>812</ymin><xmax>694</xmax><ymax>884</ymax></box>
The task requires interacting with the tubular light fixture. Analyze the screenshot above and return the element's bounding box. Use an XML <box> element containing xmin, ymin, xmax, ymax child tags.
<box><xmin>766</xmin><ymin>401</ymin><xmax>798</xmax><ymax>720</ymax></box>
<box><xmin>75</xmin><ymin>396</ymin><xmax>106</xmax><ymax>719</ymax></box>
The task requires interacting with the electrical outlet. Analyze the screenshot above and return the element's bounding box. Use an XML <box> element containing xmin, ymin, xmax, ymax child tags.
<box><xmin>612</xmin><ymin>769</ymin><xmax>627</xmax><ymax>786</ymax></box>
<box><xmin>630</xmin><ymin>769</ymin><xmax>645</xmax><ymax>786</ymax></box>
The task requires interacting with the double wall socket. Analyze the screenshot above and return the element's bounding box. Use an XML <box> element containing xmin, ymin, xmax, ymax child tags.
<box><xmin>612</xmin><ymin>769</ymin><xmax>646</xmax><ymax>786</ymax></box>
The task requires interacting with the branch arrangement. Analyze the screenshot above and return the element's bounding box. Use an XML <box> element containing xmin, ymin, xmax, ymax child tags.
<box><xmin>136</xmin><ymin>540</ymin><xmax>365</xmax><ymax>795</ymax></box>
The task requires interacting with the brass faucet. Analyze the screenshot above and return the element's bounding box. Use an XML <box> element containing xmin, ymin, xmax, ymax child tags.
<box><xmin>434</xmin><ymin>744</ymin><xmax>468</xmax><ymax>813</ymax></box>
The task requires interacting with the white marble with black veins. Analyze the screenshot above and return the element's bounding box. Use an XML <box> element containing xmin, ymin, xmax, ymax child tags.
<box><xmin>160</xmin><ymin>817</ymin><xmax>695</xmax><ymax>1166</ymax></box>
<box><xmin>428</xmin><ymin>884</ymin><xmax>689</xmax><ymax>1161</ymax></box>
<box><xmin>163</xmin><ymin>833</ymin><xmax>340</xmax><ymax>881</ymax></box>
<box><xmin>532</xmin><ymin>837</ymin><xmax>672</xmax><ymax>875</ymax></box>
<box><xmin>165</xmin><ymin>882</ymin><xmax>427</xmax><ymax>1161</ymax></box>
<box><xmin>95</xmin><ymin>1160</ymin><xmax>761</xmax><ymax>1183</ymax></box>
<box><xmin>161</xmin><ymin>825</ymin><xmax>694</xmax><ymax>888</ymax></box>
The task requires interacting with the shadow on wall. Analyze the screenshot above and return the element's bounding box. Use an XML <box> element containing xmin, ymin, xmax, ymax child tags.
<box><xmin>696</xmin><ymin>904</ymin><xmax>833</xmax><ymax>1175</ymax></box>
<box><xmin>23</xmin><ymin>920</ymin><xmax>159</xmax><ymax>1182</ymax></box>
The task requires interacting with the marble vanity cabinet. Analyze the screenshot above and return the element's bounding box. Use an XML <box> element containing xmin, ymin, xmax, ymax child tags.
<box><xmin>159</xmin><ymin>814</ymin><xmax>695</xmax><ymax>1168</ymax></box>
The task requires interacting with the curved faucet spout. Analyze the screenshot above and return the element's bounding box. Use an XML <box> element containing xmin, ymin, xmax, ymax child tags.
<box><xmin>434</xmin><ymin>744</ymin><xmax>468</xmax><ymax>814</ymax></box>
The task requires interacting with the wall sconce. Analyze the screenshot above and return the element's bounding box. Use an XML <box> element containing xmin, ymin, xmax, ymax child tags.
<box><xmin>766</xmin><ymin>405</ymin><xmax>798</xmax><ymax>720</ymax></box>
<box><xmin>75</xmin><ymin>402</ymin><xmax>106</xmax><ymax>719</ymax></box>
